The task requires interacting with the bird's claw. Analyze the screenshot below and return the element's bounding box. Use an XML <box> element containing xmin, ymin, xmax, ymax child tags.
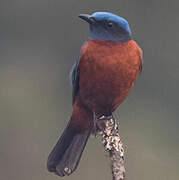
<box><xmin>92</xmin><ymin>112</ymin><xmax>115</xmax><ymax>136</ymax></box>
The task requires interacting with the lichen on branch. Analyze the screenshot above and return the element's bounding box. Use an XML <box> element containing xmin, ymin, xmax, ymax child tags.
<box><xmin>98</xmin><ymin>116</ymin><xmax>125</xmax><ymax>180</ymax></box>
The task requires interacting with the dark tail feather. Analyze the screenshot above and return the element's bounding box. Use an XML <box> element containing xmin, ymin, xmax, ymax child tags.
<box><xmin>47</xmin><ymin>123</ymin><xmax>91</xmax><ymax>176</ymax></box>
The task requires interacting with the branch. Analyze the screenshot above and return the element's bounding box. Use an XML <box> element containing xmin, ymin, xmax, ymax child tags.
<box><xmin>98</xmin><ymin>116</ymin><xmax>125</xmax><ymax>180</ymax></box>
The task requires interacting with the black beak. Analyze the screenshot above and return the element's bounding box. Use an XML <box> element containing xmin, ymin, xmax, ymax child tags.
<box><xmin>78</xmin><ymin>14</ymin><xmax>95</xmax><ymax>24</ymax></box>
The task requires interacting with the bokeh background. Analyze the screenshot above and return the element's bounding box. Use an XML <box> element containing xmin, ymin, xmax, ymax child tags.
<box><xmin>0</xmin><ymin>0</ymin><xmax>179</xmax><ymax>180</ymax></box>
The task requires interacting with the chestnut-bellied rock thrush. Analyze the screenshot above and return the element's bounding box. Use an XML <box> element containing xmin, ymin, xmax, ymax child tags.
<box><xmin>47</xmin><ymin>12</ymin><xmax>143</xmax><ymax>176</ymax></box>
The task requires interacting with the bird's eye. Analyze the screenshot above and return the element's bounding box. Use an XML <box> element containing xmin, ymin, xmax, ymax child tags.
<box><xmin>107</xmin><ymin>21</ymin><xmax>113</xmax><ymax>27</ymax></box>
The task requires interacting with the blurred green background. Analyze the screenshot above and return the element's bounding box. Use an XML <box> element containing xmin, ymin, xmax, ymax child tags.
<box><xmin>0</xmin><ymin>0</ymin><xmax>179</xmax><ymax>180</ymax></box>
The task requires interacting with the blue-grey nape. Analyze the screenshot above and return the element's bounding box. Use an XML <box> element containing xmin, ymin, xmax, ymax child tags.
<box><xmin>89</xmin><ymin>12</ymin><xmax>132</xmax><ymax>42</ymax></box>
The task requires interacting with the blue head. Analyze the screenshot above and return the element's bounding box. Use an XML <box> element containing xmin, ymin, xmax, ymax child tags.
<box><xmin>79</xmin><ymin>12</ymin><xmax>132</xmax><ymax>42</ymax></box>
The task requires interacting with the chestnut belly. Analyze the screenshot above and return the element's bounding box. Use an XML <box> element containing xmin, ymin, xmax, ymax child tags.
<box><xmin>79</xmin><ymin>66</ymin><xmax>138</xmax><ymax>116</ymax></box>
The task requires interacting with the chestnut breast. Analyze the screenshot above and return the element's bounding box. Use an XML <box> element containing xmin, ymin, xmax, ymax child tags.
<box><xmin>78</xmin><ymin>40</ymin><xmax>142</xmax><ymax>114</ymax></box>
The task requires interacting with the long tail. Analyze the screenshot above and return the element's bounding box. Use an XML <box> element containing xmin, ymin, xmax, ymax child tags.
<box><xmin>47</xmin><ymin>122</ymin><xmax>91</xmax><ymax>176</ymax></box>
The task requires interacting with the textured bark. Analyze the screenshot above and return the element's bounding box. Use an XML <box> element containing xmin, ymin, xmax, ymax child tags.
<box><xmin>98</xmin><ymin>116</ymin><xmax>125</xmax><ymax>180</ymax></box>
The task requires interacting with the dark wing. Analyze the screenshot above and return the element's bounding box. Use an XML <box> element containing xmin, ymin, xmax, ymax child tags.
<box><xmin>139</xmin><ymin>59</ymin><xmax>143</xmax><ymax>74</ymax></box>
<box><xmin>137</xmin><ymin>46</ymin><xmax>143</xmax><ymax>74</ymax></box>
<box><xmin>69</xmin><ymin>59</ymin><xmax>80</xmax><ymax>104</ymax></box>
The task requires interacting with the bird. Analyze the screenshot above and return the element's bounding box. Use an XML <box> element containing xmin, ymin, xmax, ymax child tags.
<box><xmin>47</xmin><ymin>12</ymin><xmax>143</xmax><ymax>177</ymax></box>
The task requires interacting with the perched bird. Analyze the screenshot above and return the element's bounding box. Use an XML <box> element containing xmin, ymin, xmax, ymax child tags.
<box><xmin>47</xmin><ymin>12</ymin><xmax>143</xmax><ymax>176</ymax></box>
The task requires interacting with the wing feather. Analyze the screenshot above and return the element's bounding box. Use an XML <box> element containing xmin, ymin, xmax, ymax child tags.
<box><xmin>69</xmin><ymin>59</ymin><xmax>80</xmax><ymax>104</ymax></box>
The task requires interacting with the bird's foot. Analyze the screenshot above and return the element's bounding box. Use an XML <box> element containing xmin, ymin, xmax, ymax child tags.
<box><xmin>97</xmin><ymin>115</ymin><xmax>115</xmax><ymax>133</ymax></box>
<box><xmin>92</xmin><ymin>112</ymin><xmax>115</xmax><ymax>136</ymax></box>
